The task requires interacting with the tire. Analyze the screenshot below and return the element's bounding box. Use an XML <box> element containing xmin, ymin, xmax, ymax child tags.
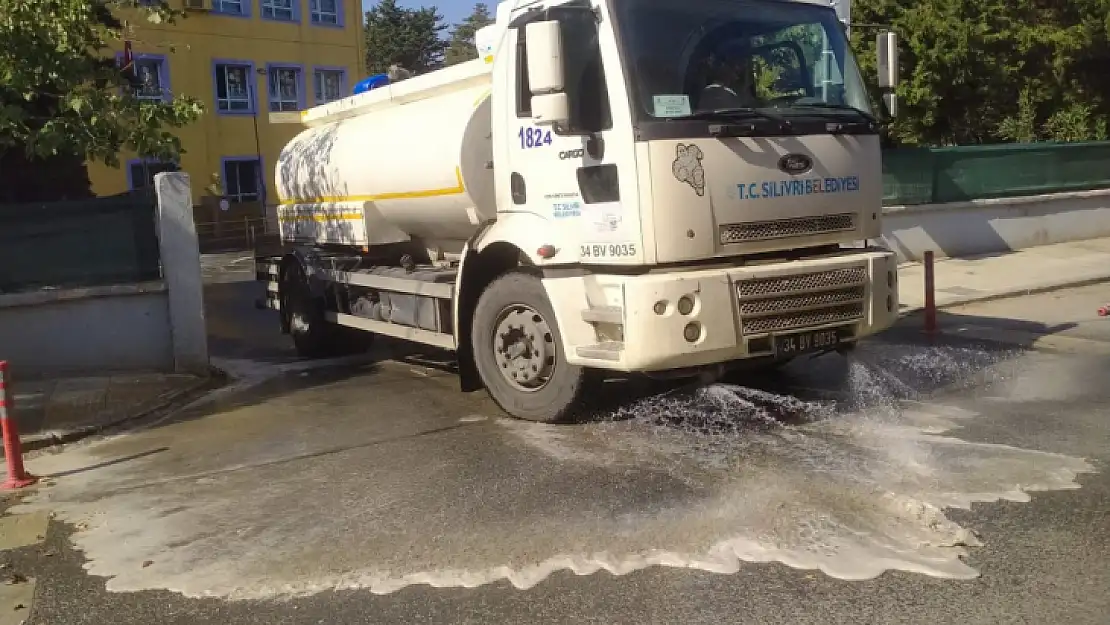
<box><xmin>284</xmin><ymin>263</ymin><xmax>374</xmax><ymax>359</ymax></box>
<box><xmin>471</xmin><ymin>271</ymin><xmax>592</xmax><ymax>423</ymax></box>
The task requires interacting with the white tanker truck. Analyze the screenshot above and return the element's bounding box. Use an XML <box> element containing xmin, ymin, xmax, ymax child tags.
<box><xmin>256</xmin><ymin>0</ymin><xmax>902</xmax><ymax>423</ymax></box>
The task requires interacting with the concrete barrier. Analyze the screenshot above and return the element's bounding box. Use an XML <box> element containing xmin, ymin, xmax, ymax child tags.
<box><xmin>0</xmin><ymin>173</ymin><xmax>208</xmax><ymax>378</ymax></box>
<box><xmin>882</xmin><ymin>189</ymin><xmax>1110</xmax><ymax>262</ymax></box>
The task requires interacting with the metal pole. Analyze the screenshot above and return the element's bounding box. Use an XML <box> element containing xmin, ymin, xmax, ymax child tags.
<box><xmin>923</xmin><ymin>250</ymin><xmax>937</xmax><ymax>335</ymax></box>
<box><xmin>250</xmin><ymin>75</ymin><xmax>267</xmax><ymax>208</ymax></box>
<box><xmin>1</xmin><ymin>361</ymin><xmax>37</xmax><ymax>490</ymax></box>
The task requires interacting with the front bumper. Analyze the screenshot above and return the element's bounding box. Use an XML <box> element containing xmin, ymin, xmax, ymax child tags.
<box><xmin>545</xmin><ymin>249</ymin><xmax>899</xmax><ymax>372</ymax></box>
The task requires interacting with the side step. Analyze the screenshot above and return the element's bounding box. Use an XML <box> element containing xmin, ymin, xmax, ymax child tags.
<box><xmin>578</xmin><ymin>306</ymin><xmax>624</xmax><ymax>361</ymax></box>
<box><xmin>576</xmin><ymin>341</ymin><xmax>623</xmax><ymax>361</ymax></box>
<box><xmin>580</xmin><ymin>306</ymin><xmax>623</xmax><ymax>325</ymax></box>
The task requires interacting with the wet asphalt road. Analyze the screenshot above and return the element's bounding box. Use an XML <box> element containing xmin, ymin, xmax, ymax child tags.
<box><xmin>1</xmin><ymin>255</ymin><xmax>1108</xmax><ymax>624</ymax></box>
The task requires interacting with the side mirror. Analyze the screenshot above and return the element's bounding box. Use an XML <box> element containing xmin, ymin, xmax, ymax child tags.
<box><xmin>526</xmin><ymin>20</ymin><xmax>569</xmax><ymax>126</ymax></box>
<box><xmin>876</xmin><ymin>31</ymin><xmax>899</xmax><ymax>118</ymax></box>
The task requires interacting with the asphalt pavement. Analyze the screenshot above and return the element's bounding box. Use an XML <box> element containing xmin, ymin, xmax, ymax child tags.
<box><xmin>1</xmin><ymin>255</ymin><xmax>1108</xmax><ymax>624</ymax></box>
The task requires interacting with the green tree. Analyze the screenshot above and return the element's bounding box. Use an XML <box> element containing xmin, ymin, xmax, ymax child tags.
<box><xmin>0</xmin><ymin>0</ymin><xmax>203</xmax><ymax>170</ymax></box>
<box><xmin>851</xmin><ymin>0</ymin><xmax>1110</xmax><ymax>146</ymax></box>
<box><xmin>364</xmin><ymin>0</ymin><xmax>448</xmax><ymax>75</ymax></box>
<box><xmin>444</xmin><ymin>3</ymin><xmax>494</xmax><ymax>66</ymax></box>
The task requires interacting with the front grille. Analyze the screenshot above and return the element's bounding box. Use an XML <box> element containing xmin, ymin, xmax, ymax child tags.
<box><xmin>739</xmin><ymin>286</ymin><xmax>866</xmax><ymax>315</ymax></box>
<box><xmin>720</xmin><ymin>213</ymin><xmax>856</xmax><ymax>245</ymax></box>
<box><xmin>738</xmin><ymin>266</ymin><xmax>867</xmax><ymax>298</ymax></box>
<box><xmin>736</xmin><ymin>265</ymin><xmax>868</xmax><ymax>336</ymax></box>
<box><xmin>742</xmin><ymin>303</ymin><xmax>865</xmax><ymax>334</ymax></box>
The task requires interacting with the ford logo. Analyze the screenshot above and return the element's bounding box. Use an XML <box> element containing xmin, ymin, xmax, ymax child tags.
<box><xmin>778</xmin><ymin>153</ymin><xmax>813</xmax><ymax>176</ymax></box>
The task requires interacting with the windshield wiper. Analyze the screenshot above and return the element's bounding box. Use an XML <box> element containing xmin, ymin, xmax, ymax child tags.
<box><xmin>793</xmin><ymin>102</ymin><xmax>878</xmax><ymax>124</ymax></box>
<box><xmin>678</xmin><ymin>107</ymin><xmax>794</xmax><ymax>135</ymax></box>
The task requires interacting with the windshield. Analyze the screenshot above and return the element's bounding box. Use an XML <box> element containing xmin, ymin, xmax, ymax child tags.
<box><xmin>611</xmin><ymin>0</ymin><xmax>872</xmax><ymax>122</ymax></box>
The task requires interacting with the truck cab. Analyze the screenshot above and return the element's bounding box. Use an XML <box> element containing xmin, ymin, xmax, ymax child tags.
<box><xmin>477</xmin><ymin>0</ymin><xmax>898</xmax><ymax>365</ymax></box>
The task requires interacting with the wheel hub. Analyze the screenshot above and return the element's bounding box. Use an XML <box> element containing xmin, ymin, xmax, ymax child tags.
<box><xmin>493</xmin><ymin>305</ymin><xmax>556</xmax><ymax>392</ymax></box>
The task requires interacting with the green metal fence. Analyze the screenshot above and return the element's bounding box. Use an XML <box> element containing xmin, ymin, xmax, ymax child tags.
<box><xmin>0</xmin><ymin>191</ymin><xmax>162</xmax><ymax>294</ymax></box>
<box><xmin>883</xmin><ymin>141</ymin><xmax>1110</xmax><ymax>206</ymax></box>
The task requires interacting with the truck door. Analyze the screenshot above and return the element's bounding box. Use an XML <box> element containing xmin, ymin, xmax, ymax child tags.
<box><xmin>502</xmin><ymin>8</ymin><xmax>643</xmax><ymax>265</ymax></box>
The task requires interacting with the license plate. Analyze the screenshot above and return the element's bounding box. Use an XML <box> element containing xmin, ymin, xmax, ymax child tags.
<box><xmin>773</xmin><ymin>328</ymin><xmax>842</xmax><ymax>356</ymax></box>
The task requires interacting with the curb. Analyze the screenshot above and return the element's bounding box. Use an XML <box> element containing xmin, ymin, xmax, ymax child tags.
<box><xmin>898</xmin><ymin>273</ymin><xmax>1110</xmax><ymax>318</ymax></box>
<box><xmin>933</xmin><ymin>324</ymin><xmax>1110</xmax><ymax>356</ymax></box>
<box><xmin>18</xmin><ymin>366</ymin><xmax>229</xmax><ymax>453</ymax></box>
<box><xmin>893</xmin><ymin>273</ymin><xmax>1110</xmax><ymax>352</ymax></box>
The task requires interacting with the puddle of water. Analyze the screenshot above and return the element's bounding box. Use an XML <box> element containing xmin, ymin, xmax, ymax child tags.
<box><xmin>493</xmin><ymin>354</ymin><xmax>1091</xmax><ymax>583</ymax></box>
<box><xmin>12</xmin><ymin>342</ymin><xmax>1096</xmax><ymax>599</ymax></box>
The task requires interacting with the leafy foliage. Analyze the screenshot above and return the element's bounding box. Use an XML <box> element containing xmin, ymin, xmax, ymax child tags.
<box><xmin>851</xmin><ymin>0</ymin><xmax>1110</xmax><ymax>146</ymax></box>
<box><xmin>364</xmin><ymin>0</ymin><xmax>448</xmax><ymax>75</ymax></box>
<box><xmin>0</xmin><ymin>0</ymin><xmax>203</xmax><ymax>167</ymax></box>
<box><xmin>444</xmin><ymin>3</ymin><xmax>494</xmax><ymax>66</ymax></box>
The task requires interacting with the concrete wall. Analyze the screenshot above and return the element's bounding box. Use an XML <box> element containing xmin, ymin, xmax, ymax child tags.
<box><xmin>0</xmin><ymin>284</ymin><xmax>172</xmax><ymax>377</ymax></box>
<box><xmin>882</xmin><ymin>189</ymin><xmax>1110</xmax><ymax>262</ymax></box>
<box><xmin>0</xmin><ymin>173</ymin><xmax>209</xmax><ymax>378</ymax></box>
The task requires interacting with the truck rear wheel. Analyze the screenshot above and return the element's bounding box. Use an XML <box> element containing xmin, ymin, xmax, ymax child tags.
<box><xmin>284</xmin><ymin>263</ymin><xmax>374</xmax><ymax>359</ymax></box>
<box><xmin>471</xmin><ymin>271</ymin><xmax>592</xmax><ymax>423</ymax></box>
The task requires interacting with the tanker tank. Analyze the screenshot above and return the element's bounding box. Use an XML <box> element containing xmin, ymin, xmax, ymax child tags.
<box><xmin>274</xmin><ymin>59</ymin><xmax>498</xmax><ymax>253</ymax></box>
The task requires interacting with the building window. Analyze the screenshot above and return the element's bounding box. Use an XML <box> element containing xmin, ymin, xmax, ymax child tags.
<box><xmin>313</xmin><ymin>68</ymin><xmax>346</xmax><ymax>105</ymax></box>
<box><xmin>309</xmin><ymin>0</ymin><xmax>340</xmax><ymax>25</ymax></box>
<box><xmin>214</xmin><ymin>62</ymin><xmax>254</xmax><ymax>113</ymax></box>
<box><xmin>128</xmin><ymin>161</ymin><xmax>179</xmax><ymax>190</ymax></box>
<box><xmin>117</xmin><ymin>53</ymin><xmax>170</xmax><ymax>102</ymax></box>
<box><xmin>260</xmin><ymin>0</ymin><xmax>296</xmax><ymax>21</ymax></box>
<box><xmin>133</xmin><ymin>56</ymin><xmax>168</xmax><ymax>102</ymax></box>
<box><xmin>223</xmin><ymin>158</ymin><xmax>262</xmax><ymax>203</ymax></box>
<box><xmin>213</xmin><ymin>0</ymin><xmax>248</xmax><ymax>16</ymax></box>
<box><xmin>268</xmin><ymin>65</ymin><xmax>303</xmax><ymax>112</ymax></box>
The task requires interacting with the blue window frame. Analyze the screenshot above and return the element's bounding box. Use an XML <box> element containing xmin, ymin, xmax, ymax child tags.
<box><xmin>212</xmin><ymin>59</ymin><xmax>257</xmax><ymax>115</ymax></box>
<box><xmin>212</xmin><ymin>0</ymin><xmax>250</xmax><ymax>17</ymax></box>
<box><xmin>312</xmin><ymin>66</ymin><xmax>347</xmax><ymax>105</ymax></box>
<box><xmin>259</xmin><ymin>0</ymin><xmax>298</xmax><ymax>22</ymax></box>
<box><xmin>127</xmin><ymin>159</ymin><xmax>180</xmax><ymax>191</ymax></box>
<box><xmin>222</xmin><ymin>157</ymin><xmax>264</xmax><ymax>203</ymax></box>
<box><xmin>116</xmin><ymin>52</ymin><xmax>171</xmax><ymax>103</ymax></box>
<box><xmin>266</xmin><ymin>63</ymin><xmax>306</xmax><ymax>112</ymax></box>
<box><xmin>309</xmin><ymin>0</ymin><xmax>343</xmax><ymax>27</ymax></box>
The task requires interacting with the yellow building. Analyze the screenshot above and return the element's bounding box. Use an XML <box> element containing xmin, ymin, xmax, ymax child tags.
<box><xmin>89</xmin><ymin>0</ymin><xmax>364</xmax><ymax>209</ymax></box>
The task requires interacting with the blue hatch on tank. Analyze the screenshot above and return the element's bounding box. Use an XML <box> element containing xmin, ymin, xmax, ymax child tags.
<box><xmin>353</xmin><ymin>74</ymin><xmax>390</xmax><ymax>95</ymax></box>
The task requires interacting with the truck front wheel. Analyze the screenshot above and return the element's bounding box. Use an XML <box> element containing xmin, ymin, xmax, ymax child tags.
<box><xmin>471</xmin><ymin>271</ymin><xmax>592</xmax><ymax>423</ymax></box>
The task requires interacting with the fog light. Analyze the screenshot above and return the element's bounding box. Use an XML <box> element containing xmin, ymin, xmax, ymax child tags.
<box><xmin>654</xmin><ymin>300</ymin><xmax>667</xmax><ymax>315</ymax></box>
<box><xmin>683</xmin><ymin>322</ymin><xmax>701</xmax><ymax>342</ymax></box>
<box><xmin>677</xmin><ymin>296</ymin><xmax>694</xmax><ymax>315</ymax></box>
